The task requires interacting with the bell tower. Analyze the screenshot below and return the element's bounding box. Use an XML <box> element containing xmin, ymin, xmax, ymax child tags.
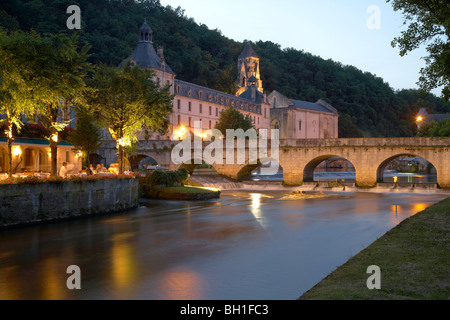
<box><xmin>236</xmin><ymin>42</ymin><xmax>263</xmax><ymax>96</ymax></box>
<box><xmin>139</xmin><ymin>20</ymin><xmax>153</xmax><ymax>43</ymax></box>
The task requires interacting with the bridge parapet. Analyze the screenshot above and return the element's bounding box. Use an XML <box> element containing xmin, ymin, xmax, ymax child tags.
<box><xmin>279</xmin><ymin>137</ymin><xmax>450</xmax><ymax>148</ymax></box>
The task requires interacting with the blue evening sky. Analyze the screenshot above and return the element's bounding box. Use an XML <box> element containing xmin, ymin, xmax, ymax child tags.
<box><xmin>158</xmin><ymin>0</ymin><xmax>441</xmax><ymax>95</ymax></box>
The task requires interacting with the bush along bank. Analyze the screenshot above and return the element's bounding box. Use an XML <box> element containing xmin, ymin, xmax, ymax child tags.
<box><xmin>139</xmin><ymin>168</ymin><xmax>220</xmax><ymax>200</ymax></box>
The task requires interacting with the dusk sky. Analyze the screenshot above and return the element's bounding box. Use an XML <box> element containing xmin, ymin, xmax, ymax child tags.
<box><xmin>158</xmin><ymin>0</ymin><xmax>440</xmax><ymax>95</ymax></box>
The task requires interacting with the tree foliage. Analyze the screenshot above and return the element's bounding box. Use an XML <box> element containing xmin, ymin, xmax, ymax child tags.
<box><xmin>418</xmin><ymin>119</ymin><xmax>450</xmax><ymax>137</ymax></box>
<box><xmin>387</xmin><ymin>0</ymin><xmax>450</xmax><ymax>102</ymax></box>
<box><xmin>215</xmin><ymin>106</ymin><xmax>254</xmax><ymax>134</ymax></box>
<box><xmin>87</xmin><ymin>61</ymin><xmax>173</xmax><ymax>173</ymax></box>
<box><xmin>1</xmin><ymin>0</ymin><xmax>449</xmax><ymax>138</ymax></box>
<box><xmin>67</xmin><ymin>106</ymin><xmax>103</xmax><ymax>173</ymax></box>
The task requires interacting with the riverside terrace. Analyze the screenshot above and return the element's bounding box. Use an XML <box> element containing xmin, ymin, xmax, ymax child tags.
<box><xmin>94</xmin><ymin>137</ymin><xmax>450</xmax><ymax>188</ymax></box>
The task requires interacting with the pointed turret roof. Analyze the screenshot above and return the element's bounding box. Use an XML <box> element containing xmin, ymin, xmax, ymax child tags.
<box><xmin>119</xmin><ymin>21</ymin><xmax>175</xmax><ymax>75</ymax></box>
<box><xmin>239</xmin><ymin>42</ymin><xmax>259</xmax><ymax>59</ymax></box>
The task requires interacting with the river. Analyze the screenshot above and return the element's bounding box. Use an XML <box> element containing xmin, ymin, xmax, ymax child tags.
<box><xmin>0</xmin><ymin>189</ymin><xmax>446</xmax><ymax>300</ymax></box>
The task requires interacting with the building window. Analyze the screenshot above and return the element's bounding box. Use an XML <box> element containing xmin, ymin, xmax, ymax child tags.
<box><xmin>199</xmin><ymin>104</ymin><xmax>202</xmax><ymax>114</ymax></box>
<box><xmin>209</xmin><ymin>106</ymin><xmax>212</xmax><ymax>115</ymax></box>
<box><xmin>188</xmin><ymin>102</ymin><xmax>191</xmax><ymax>112</ymax></box>
<box><xmin>264</xmin><ymin>107</ymin><xmax>267</xmax><ymax>118</ymax></box>
<box><xmin>188</xmin><ymin>117</ymin><xmax>191</xmax><ymax>127</ymax></box>
<box><xmin>177</xmin><ymin>115</ymin><xmax>181</xmax><ymax>125</ymax></box>
<box><xmin>299</xmin><ymin>120</ymin><xmax>302</xmax><ymax>131</ymax></box>
<box><xmin>216</xmin><ymin>107</ymin><xmax>218</xmax><ymax>117</ymax></box>
<box><xmin>177</xmin><ymin>99</ymin><xmax>180</xmax><ymax>109</ymax></box>
<box><xmin>209</xmin><ymin>120</ymin><xmax>211</xmax><ymax>129</ymax></box>
<box><xmin>199</xmin><ymin>91</ymin><xmax>203</xmax><ymax>99</ymax></box>
<box><xmin>176</xmin><ymin>85</ymin><xmax>180</xmax><ymax>93</ymax></box>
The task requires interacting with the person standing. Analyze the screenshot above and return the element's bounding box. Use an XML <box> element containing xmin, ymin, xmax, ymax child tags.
<box><xmin>59</xmin><ymin>162</ymin><xmax>68</xmax><ymax>177</ymax></box>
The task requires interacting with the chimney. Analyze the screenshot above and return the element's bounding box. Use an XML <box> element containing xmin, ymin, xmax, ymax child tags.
<box><xmin>157</xmin><ymin>46</ymin><xmax>166</xmax><ymax>70</ymax></box>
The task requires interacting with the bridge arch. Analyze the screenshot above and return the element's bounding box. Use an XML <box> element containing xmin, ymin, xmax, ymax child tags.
<box><xmin>128</xmin><ymin>154</ymin><xmax>159</xmax><ymax>171</ymax></box>
<box><xmin>376</xmin><ymin>153</ymin><xmax>436</xmax><ymax>183</ymax></box>
<box><xmin>303</xmin><ymin>154</ymin><xmax>356</xmax><ymax>182</ymax></box>
<box><xmin>236</xmin><ymin>157</ymin><xmax>283</xmax><ymax>181</ymax></box>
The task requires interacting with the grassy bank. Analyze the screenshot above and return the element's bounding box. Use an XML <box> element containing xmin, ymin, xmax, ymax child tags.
<box><xmin>299</xmin><ymin>197</ymin><xmax>450</xmax><ymax>300</ymax></box>
<box><xmin>148</xmin><ymin>186</ymin><xmax>220</xmax><ymax>201</ymax></box>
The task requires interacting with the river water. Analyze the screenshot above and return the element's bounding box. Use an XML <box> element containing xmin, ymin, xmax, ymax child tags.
<box><xmin>0</xmin><ymin>189</ymin><xmax>446</xmax><ymax>300</ymax></box>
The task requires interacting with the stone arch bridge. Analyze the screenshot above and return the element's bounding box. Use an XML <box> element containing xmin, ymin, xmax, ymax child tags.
<box><xmin>97</xmin><ymin>137</ymin><xmax>450</xmax><ymax>188</ymax></box>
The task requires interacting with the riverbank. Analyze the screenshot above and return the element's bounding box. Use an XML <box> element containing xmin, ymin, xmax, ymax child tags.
<box><xmin>144</xmin><ymin>186</ymin><xmax>221</xmax><ymax>201</ymax></box>
<box><xmin>298</xmin><ymin>197</ymin><xmax>450</xmax><ymax>300</ymax></box>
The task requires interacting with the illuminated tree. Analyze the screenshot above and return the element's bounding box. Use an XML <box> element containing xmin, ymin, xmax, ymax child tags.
<box><xmin>87</xmin><ymin>62</ymin><xmax>173</xmax><ymax>174</ymax></box>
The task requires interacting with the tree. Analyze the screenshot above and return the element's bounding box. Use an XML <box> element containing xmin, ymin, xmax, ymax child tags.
<box><xmin>67</xmin><ymin>106</ymin><xmax>103</xmax><ymax>174</ymax></box>
<box><xmin>418</xmin><ymin>118</ymin><xmax>450</xmax><ymax>137</ymax></box>
<box><xmin>29</xmin><ymin>33</ymin><xmax>91</xmax><ymax>176</ymax></box>
<box><xmin>214</xmin><ymin>106</ymin><xmax>254</xmax><ymax>134</ymax></box>
<box><xmin>0</xmin><ymin>29</ymin><xmax>43</xmax><ymax>177</ymax></box>
<box><xmin>387</xmin><ymin>0</ymin><xmax>450</xmax><ymax>102</ymax></box>
<box><xmin>87</xmin><ymin>62</ymin><xmax>173</xmax><ymax>174</ymax></box>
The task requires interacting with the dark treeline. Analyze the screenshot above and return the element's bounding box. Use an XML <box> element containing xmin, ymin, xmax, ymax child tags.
<box><xmin>1</xmin><ymin>0</ymin><xmax>448</xmax><ymax>137</ymax></box>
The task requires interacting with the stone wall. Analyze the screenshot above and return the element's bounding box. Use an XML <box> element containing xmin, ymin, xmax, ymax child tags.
<box><xmin>0</xmin><ymin>178</ymin><xmax>139</xmax><ymax>228</ymax></box>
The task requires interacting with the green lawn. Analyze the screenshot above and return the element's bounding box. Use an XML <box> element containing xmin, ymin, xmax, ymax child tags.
<box><xmin>153</xmin><ymin>186</ymin><xmax>220</xmax><ymax>200</ymax></box>
<box><xmin>299</xmin><ymin>197</ymin><xmax>450</xmax><ymax>300</ymax></box>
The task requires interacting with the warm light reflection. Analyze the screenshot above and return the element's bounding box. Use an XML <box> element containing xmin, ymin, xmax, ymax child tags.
<box><xmin>41</xmin><ymin>256</ymin><xmax>66</xmax><ymax>300</ymax></box>
<box><xmin>158</xmin><ymin>268</ymin><xmax>205</xmax><ymax>299</ymax></box>
<box><xmin>111</xmin><ymin>233</ymin><xmax>137</xmax><ymax>291</ymax></box>
<box><xmin>250</xmin><ymin>193</ymin><xmax>265</xmax><ymax>228</ymax></box>
<box><xmin>413</xmin><ymin>203</ymin><xmax>427</xmax><ymax>213</ymax></box>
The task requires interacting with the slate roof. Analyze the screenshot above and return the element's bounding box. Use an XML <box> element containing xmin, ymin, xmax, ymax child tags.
<box><xmin>238</xmin><ymin>87</ymin><xmax>267</xmax><ymax>104</ymax></box>
<box><xmin>120</xmin><ymin>42</ymin><xmax>175</xmax><ymax>75</ymax></box>
<box><xmin>239</xmin><ymin>43</ymin><xmax>259</xmax><ymax>59</ymax></box>
<box><xmin>174</xmin><ymin>80</ymin><xmax>263</xmax><ymax>115</ymax></box>
<box><xmin>292</xmin><ymin>100</ymin><xmax>336</xmax><ymax>114</ymax></box>
<box><xmin>425</xmin><ymin>114</ymin><xmax>450</xmax><ymax>122</ymax></box>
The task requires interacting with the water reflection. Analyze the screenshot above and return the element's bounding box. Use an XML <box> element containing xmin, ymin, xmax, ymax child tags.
<box><xmin>157</xmin><ymin>268</ymin><xmax>206</xmax><ymax>300</ymax></box>
<box><xmin>0</xmin><ymin>191</ymin><xmax>447</xmax><ymax>300</ymax></box>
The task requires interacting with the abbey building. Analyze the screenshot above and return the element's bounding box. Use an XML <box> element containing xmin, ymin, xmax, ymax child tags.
<box><xmin>121</xmin><ymin>21</ymin><xmax>338</xmax><ymax>141</ymax></box>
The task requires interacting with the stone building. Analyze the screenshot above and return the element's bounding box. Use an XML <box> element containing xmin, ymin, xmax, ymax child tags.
<box><xmin>416</xmin><ymin>107</ymin><xmax>450</xmax><ymax>128</ymax></box>
<box><xmin>95</xmin><ymin>21</ymin><xmax>340</xmax><ymax>167</ymax></box>
<box><xmin>268</xmin><ymin>91</ymin><xmax>339</xmax><ymax>139</ymax></box>
<box><xmin>120</xmin><ymin>21</ymin><xmax>270</xmax><ymax>141</ymax></box>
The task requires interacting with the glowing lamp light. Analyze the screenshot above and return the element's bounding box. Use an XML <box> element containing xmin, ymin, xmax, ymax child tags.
<box><xmin>51</xmin><ymin>133</ymin><xmax>58</xmax><ymax>143</ymax></box>
<box><xmin>12</xmin><ymin>146</ymin><xmax>22</xmax><ymax>157</ymax></box>
<box><xmin>118</xmin><ymin>138</ymin><xmax>127</xmax><ymax>147</ymax></box>
<box><xmin>174</xmin><ymin>126</ymin><xmax>187</xmax><ymax>140</ymax></box>
<box><xmin>75</xmin><ymin>152</ymin><xmax>83</xmax><ymax>158</ymax></box>
<box><xmin>416</xmin><ymin>116</ymin><xmax>423</xmax><ymax>122</ymax></box>
<box><xmin>393</xmin><ymin>176</ymin><xmax>398</xmax><ymax>183</ymax></box>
